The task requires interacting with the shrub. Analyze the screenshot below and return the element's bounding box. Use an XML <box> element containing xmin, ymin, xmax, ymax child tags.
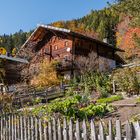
<box><xmin>77</xmin><ymin>71</ymin><xmax>112</xmax><ymax>98</ymax></box>
<box><xmin>31</xmin><ymin>60</ymin><xmax>60</xmax><ymax>89</ymax></box>
<box><xmin>0</xmin><ymin>93</ymin><xmax>14</xmax><ymax>113</ymax></box>
<box><xmin>112</xmin><ymin>67</ymin><xmax>140</xmax><ymax>95</ymax></box>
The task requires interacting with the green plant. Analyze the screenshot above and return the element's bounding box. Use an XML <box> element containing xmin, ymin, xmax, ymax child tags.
<box><xmin>32</xmin><ymin>98</ymin><xmax>42</xmax><ymax>105</ymax></box>
<box><xmin>136</xmin><ymin>97</ymin><xmax>140</xmax><ymax>104</ymax></box>
<box><xmin>80</xmin><ymin>71</ymin><xmax>112</xmax><ymax>98</ymax></box>
<box><xmin>65</xmin><ymin>78</ymin><xmax>80</xmax><ymax>96</ymax></box>
<box><xmin>130</xmin><ymin>114</ymin><xmax>140</xmax><ymax>122</ymax></box>
<box><xmin>97</xmin><ymin>95</ymin><xmax>123</xmax><ymax>104</ymax></box>
<box><xmin>112</xmin><ymin>67</ymin><xmax>140</xmax><ymax>95</ymax></box>
<box><xmin>80</xmin><ymin>104</ymin><xmax>114</xmax><ymax>118</ymax></box>
<box><xmin>29</xmin><ymin>94</ymin><xmax>113</xmax><ymax>120</ymax></box>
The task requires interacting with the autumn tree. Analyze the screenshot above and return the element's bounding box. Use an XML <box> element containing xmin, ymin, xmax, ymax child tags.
<box><xmin>30</xmin><ymin>60</ymin><xmax>60</xmax><ymax>89</ymax></box>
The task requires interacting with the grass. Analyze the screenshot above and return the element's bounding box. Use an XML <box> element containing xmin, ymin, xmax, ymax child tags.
<box><xmin>97</xmin><ymin>95</ymin><xmax>123</xmax><ymax>104</ymax></box>
<box><xmin>130</xmin><ymin>114</ymin><xmax>140</xmax><ymax>122</ymax></box>
<box><xmin>136</xmin><ymin>97</ymin><xmax>140</xmax><ymax>104</ymax></box>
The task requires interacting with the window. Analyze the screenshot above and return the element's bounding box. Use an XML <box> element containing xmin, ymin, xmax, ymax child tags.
<box><xmin>45</xmin><ymin>48</ymin><xmax>50</xmax><ymax>53</ymax></box>
<box><xmin>77</xmin><ymin>42</ymin><xmax>81</xmax><ymax>46</ymax></box>
<box><xmin>54</xmin><ymin>45</ymin><xmax>58</xmax><ymax>50</ymax></box>
<box><xmin>65</xmin><ymin>41</ymin><xmax>69</xmax><ymax>47</ymax></box>
<box><xmin>63</xmin><ymin>55</ymin><xmax>71</xmax><ymax>61</ymax></box>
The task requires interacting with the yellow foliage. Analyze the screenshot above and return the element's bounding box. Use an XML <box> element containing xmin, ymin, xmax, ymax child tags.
<box><xmin>116</xmin><ymin>32</ymin><xmax>123</xmax><ymax>47</ymax></box>
<box><xmin>31</xmin><ymin>60</ymin><xmax>60</xmax><ymax>89</ymax></box>
<box><xmin>0</xmin><ymin>93</ymin><xmax>13</xmax><ymax>113</ymax></box>
<box><xmin>12</xmin><ymin>48</ymin><xmax>17</xmax><ymax>57</ymax></box>
<box><xmin>0</xmin><ymin>47</ymin><xmax>6</xmax><ymax>55</ymax></box>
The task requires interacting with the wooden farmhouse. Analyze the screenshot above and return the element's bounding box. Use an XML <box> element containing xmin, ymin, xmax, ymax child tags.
<box><xmin>17</xmin><ymin>25</ymin><xmax>125</xmax><ymax>80</ymax></box>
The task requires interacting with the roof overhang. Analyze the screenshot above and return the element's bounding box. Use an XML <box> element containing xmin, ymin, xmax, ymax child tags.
<box><xmin>19</xmin><ymin>24</ymin><xmax>125</xmax><ymax>53</ymax></box>
<box><xmin>0</xmin><ymin>55</ymin><xmax>28</xmax><ymax>64</ymax></box>
<box><xmin>38</xmin><ymin>24</ymin><xmax>124</xmax><ymax>52</ymax></box>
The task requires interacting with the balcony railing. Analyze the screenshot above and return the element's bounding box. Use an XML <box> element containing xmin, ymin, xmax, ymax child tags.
<box><xmin>56</xmin><ymin>61</ymin><xmax>74</xmax><ymax>71</ymax></box>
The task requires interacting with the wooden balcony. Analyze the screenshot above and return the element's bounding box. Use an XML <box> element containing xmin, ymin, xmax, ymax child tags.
<box><xmin>56</xmin><ymin>61</ymin><xmax>74</xmax><ymax>72</ymax></box>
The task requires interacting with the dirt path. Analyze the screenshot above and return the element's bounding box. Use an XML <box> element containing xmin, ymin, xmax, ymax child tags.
<box><xmin>102</xmin><ymin>97</ymin><xmax>140</xmax><ymax>124</ymax></box>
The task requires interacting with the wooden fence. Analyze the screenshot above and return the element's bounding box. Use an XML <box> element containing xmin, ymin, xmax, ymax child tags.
<box><xmin>0</xmin><ymin>115</ymin><xmax>140</xmax><ymax>140</ymax></box>
<box><xmin>12</xmin><ymin>86</ymin><xmax>64</xmax><ymax>107</ymax></box>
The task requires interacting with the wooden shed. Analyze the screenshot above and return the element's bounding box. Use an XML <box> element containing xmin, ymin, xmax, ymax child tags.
<box><xmin>0</xmin><ymin>55</ymin><xmax>28</xmax><ymax>85</ymax></box>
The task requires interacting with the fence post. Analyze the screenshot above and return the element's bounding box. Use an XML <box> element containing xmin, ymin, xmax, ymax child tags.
<box><xmin>5</xmin><ymin>115</ymin><xmax>8</xmax><ymax>140</ymax></box>
<box><xmin>13</xmin><ymin>115</ymin><xmax>16</xmax><ymax>140</ymax></box>
<box><xmin>17</xmin><ymin>115</ymin><xmax>21</xmax><ymax>140</ymax></box>
<box><xmin>125</xmin><ymin>121</ymin><xmax>132</xmax><ymax>140</ymax></box>
<box><xmin>11</xmin><ymin>114</ymin><xmax>14</xmax><ymax>140</ymax></box>
<box><xmin>82</xmin><ymin>119</ymin><xmax>87</xmax><ymax>140</ymax></box>
<box><xmin>35</xmin><ymin>117</ymin><xmax>38</xmax><ymax>140</ymax></box>
<box><xmin>116</xmin><ymin>120</ymin><xmax>122</xmax><ymax>140</ymax></box>
<box><xmin>52</xmin><ymin>118</ymin><xmax>57</xmax><ymax>140</ymax></box>
<box><xmin>3</xmin><ymin>115</ymin><xmax>5</xmax><ymax>140</ymax></box>
<box><xmin>44</xmin><ymin>120</ymin><xmax>48</xmax><ymax>140</ymax></box>
<box><xmin>27</xmin><ymin>117</ymin><xmax>31</xmax><ymax>140</ymax></box>
<box><xmin>113</xmin><ymin>80</ymin><xmax>116</xmax><ymax>94</ymax></box>
<box><xmin>4</xmin><ymin>115</ymin><xmax>7</xmax><ymax>140</ymax></box>
<box><xmin>39</xmin><ymin>119</ymin><xmax>43</xmax><ymax>140</ymax></box>
<box><xmin>109</xmin><ymin>120</ymin><xmax>113</xmax><ymax>140</ymax></box>
<box><xmin>1</xmin><ymin>116</ymin><xmax>3</xmax><ymax>140</ymax></box>
<box><xmin>90</xmin><ymin>119</ymin><xmax>97</xmax><ymax>140</ymax></box>
<box><xmin>63</xmin><ymin>117</ymin><xmax>68</xmax><ymax>140</ymax></box>
<box><xmin>20</xmin><ymin>116</ymin><xmax>24</xmax><ymax>140</ymax></box>
<box><xmin>69</xmin><ymin>118</ymin><xmax>73</xmax><ymax>140</ymax></box>
<box><xmin>23</xmin><ymin>116</ymin><xmax>27</xmax><ymax>140</ymax></box>
<box><xmin>76</xmin><ymin>119</ymin><xmax>80</xmax><ymax>140</ymax></box>
<box><xmin>31</xmin><ymin>117</ymin><xmax>34</xmax><ymax>140</ymax></box>
<box><xmin>48</xmin><ymin>120</ymin><xmax>52</xmax><ymax>140</ymax></box>
<box><xmin>8</xmin><ymin>115</ymin><xmax>11</xmax><ymax>140</ymax></box>
<box><xmin>133</xmin><ymin>122</ymin><xmax>140</xmax><ymax>140</ymax></box>
<box><xmin>57</xmin><ymin>118</ymin><xmax>62</xmax><ymax>140</ymax></box>
<box><xmin>99</xmin><ymin>121</ymin><xmax>105</xmax><ymax>140</ymax></box>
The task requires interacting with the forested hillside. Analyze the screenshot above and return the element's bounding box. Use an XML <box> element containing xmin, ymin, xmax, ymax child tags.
<box><xmin>51</xmin><ymin>0</ymin><xmax>140</xmax><ymax>62</ymax></box>
<box><xmin>0</xmin><ymin>0</ymin><xmax>140</xmax><ymax>62</ymax></box>
<box><xmin>0</xmin><ymin>30</ymin><xmax>32</xmax><ymax>53</ymax></box>
<box><xmin>52</xmin><ymin>8</ymin><xmax>119</xmax><ymax>46</ymax></box>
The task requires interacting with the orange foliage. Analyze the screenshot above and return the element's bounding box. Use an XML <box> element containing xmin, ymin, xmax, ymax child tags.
<box><xmin>120</xmin><ymin>28</ymin><xmax>140</xmax><ymax>59</ymax></box>
<box><xmin>51</xmin><ymin>21</ymin><xmax>65</xmax><ymax>28</ymax></box>
<box><xmin>51</xmin><ymin>21</ymin><xmax>99</xmax><ymax>39</ymax></box>
<box><xmin>116</xmin><ymin>16</ymin><xmax>140</xmax><ymax>60</ymax></box>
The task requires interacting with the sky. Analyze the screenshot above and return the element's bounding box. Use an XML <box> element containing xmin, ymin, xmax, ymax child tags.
<box><xmin>0</xmin><ymin>0</ymin><xmax>113</xmax><ymax>35</ymax></box>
